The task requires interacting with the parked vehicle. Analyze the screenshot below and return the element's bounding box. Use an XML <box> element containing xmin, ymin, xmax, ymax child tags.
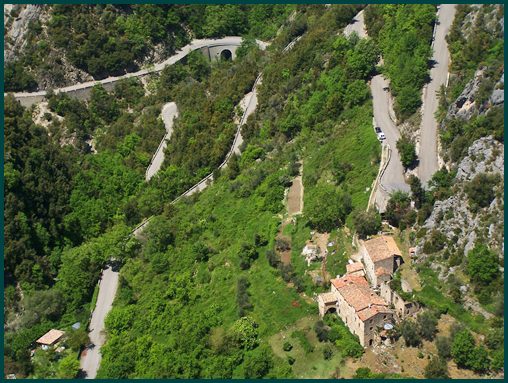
<box><xmin>375</xmin><ymin>126</ymin><xmax>386</xmax><ymax>141</ymax></box>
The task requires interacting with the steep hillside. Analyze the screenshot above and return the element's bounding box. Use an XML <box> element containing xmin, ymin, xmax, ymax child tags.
<box><xmin>3</xmin><ymin>3</ymin><xmax>504</xmax><ymax>380</ymax></box>
<box><xmin>4</xmin><ymin>4</ymin><xmax>294</xmax><ymax>91</ymax></box>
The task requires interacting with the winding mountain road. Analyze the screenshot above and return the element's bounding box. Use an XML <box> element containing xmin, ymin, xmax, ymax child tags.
<box><xmin>346</xmin><ymin>5</ymin><xmax>456</xmax><ymax>211</ymax></box>
<box><xmin>343</xmin><ymin>9</ymin><xmax>366</xmax><ymax>38</ymax></box>
<box><xmin>345</xmin><ymin>9</ymin><xmax>408</xmax><ymax>212</ymax></box>
<box><xmin>145</xmin><ymin>102</ymin><xmax>179</xmax><ymax>181</ymax></box>
<box><xmin>371</xmin><ymin>75</ymin><xmax>410</xmax><ymax>211</ymax></box>
<box><xmin>79</xmin><ymin>266</ymin><xmax>119</xmax><ymax>379</ymax></box>
<box><xmin>8</xmin><ymin>37</ymin><xmax>268</xmax><ymax>107</ymax></box>
<box><xmin>418</xmin><ymin>4</ymin><xmax>457</xmax><ymax>184</ymax></box>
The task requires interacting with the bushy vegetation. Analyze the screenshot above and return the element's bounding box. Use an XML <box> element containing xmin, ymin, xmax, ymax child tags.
<box><xmin>384</xmin><ymin>191</ymin><xmax>415</xmax><ymax>230</ymax></box>
<box><xmin>438</xmin><ymin>4</ymin><xmax>504</xmax><ymax>163</ymax></box>
<box><xmin>464</xmin><ymin>173</ymin><xmax>501</xmax><ymax>212</ymax></box>
<box><xmin>5</xmin><ymin>4</ymin><xmax>295</xmax><ymax>89</ymax></box>
<box><xmin>365</xmin><ymin>4</ymin><xmax>436</xmax><ymax>120</ymax></box>
<box><xmin>352</xmin><ymin>209</ymin><xmax>381</xmax><ymax>239</ymax></box>
<box><xmin>396</xmin><ymin>135</ymin><xmax>417</xmax><ymax>169</ymax></box>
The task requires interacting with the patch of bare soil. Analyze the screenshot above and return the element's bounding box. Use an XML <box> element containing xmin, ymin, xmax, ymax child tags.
<box><xmin>287</xmin><ymin>175</ymin><xmax>303</xmax><ymax>216</ymax></box>
<box><xmin>342</xmin><ymin>314</ymin><xmax>493</xmax><ymax>379</ymax></box>
<box><xmin>276</xmin><ymin>221</ymin><xmax>292</xmax><ymax>266</ymax></box>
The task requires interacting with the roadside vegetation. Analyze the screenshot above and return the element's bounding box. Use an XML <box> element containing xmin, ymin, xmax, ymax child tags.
<box><xmin>4</xmin><ymin>3</ymin><xmax>503</xmax><ymax>379</ymax></box>
<box><xmin>5</xmin><ymin>4</ymin><xmax>295</xmax><ymax>90</ymax></box>
<box><xmin>364</xmin><ymin>4</ymin><xmax>436</xmax><ymax>120</ymax></box>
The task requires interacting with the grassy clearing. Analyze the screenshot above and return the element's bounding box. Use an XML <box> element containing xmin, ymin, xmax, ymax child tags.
<box><xmin>302</xmin><ymin>103</ymin><xmax>379</xmax><ymax>210</ymax></box>
<box><xmin>324</xmin><ymin>229</ymin><xmax>353</xmax><ymax>279</ymax></box>
<box><xmin>269</xmin><ymin>316</ymin><xmax>343</xmax><ymax>378</ymax></box>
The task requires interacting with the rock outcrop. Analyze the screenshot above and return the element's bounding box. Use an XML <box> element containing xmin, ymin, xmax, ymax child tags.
<box><xmin>418</xmin><ymin>136</ymin><xmax>504</xmax><ymax>260</ymax></box>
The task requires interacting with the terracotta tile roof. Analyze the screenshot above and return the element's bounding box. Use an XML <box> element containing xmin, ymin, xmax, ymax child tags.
<box><xmin>383</xmin><ymin>236</ymin><xmax>402</xmax><ymax>257</ymax></box>
<box><xmin>375</xmin><ymin>267</ymin><xmax>391</xmax><ymax>276</ymax></box>
<box><xmin>357</xmin><ymin>305</ymin><xmax>392</xmax><ymax>321</ymax></box>
<box><xmin>331</xmin><ymin>275</ymin><xmax>369</xmax><ymax>290</ymax></box>
<box><xmin>363</xmin><ymin>236</ymin><xmax>401</xmax><ymax>263</ymax></box>
<box><xmin>331</xmin><ymin>275</ymin><xmax>392</xmax><ymax>322</ymax></box>
<box><xmin>346</xmin><ymin>262</ymin><xmax>364</xmax><ymax>274</ymax></box>
<box><xmin>36</xmin><ymin>329</ymin><xmax>64</xmax><ymax>345</ymax></box>
<box><xmin>319</xmin><ymin>292</ymin><xmax>338</xmax><ymax>304</ymax></box>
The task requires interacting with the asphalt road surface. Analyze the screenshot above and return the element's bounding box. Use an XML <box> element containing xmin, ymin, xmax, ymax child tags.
<box><xmin>344</xmin><ymin>9</ymin><xmax>409</xmax><ymax>212</ymax></box>
<box><xmin>371</xmin><ymin>75</ymin><xmax>410</xmax><ymax>211</ymax></box>
<box><xmin>79</xmin><ymin>266</ymin><xmax>119</xmax><ymax>379</ymax></box>
<box><xmin>145</xmin><ymin>102</ymin><xmax>179</xmax><ymax>181</ymax></box>
<box><xmin>418</xmin><ymin>4</ymin><xmax>457</xmax><ymax>184</ymax></box>
<box><xmin>343</xmin><ymin>9</ymin><xmax>367</xmax><ymax>38</ymax></box>
<box><xmin>10</xmin><ymin>37</ymin><xmax>268</xmax><ymax>101</ymax></box>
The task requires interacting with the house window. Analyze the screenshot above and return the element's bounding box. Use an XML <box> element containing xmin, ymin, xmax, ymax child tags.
<box><xmin>370</xmin><ymin>327</ymin><xmax>373</xmax><ymax>331</ymax></box>
<box><xmin>369</xmin><ymin>339</ymin><xmax>373</xmax><ymax>346</ymax></box>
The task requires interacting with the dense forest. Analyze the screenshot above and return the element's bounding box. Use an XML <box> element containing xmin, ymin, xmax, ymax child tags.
<box><xmin>3</xmin><ymin>3</ymin><xmax>504</xmax><ymax>379</ymax></box>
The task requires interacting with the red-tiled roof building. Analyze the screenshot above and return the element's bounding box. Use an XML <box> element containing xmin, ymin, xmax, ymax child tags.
<box><xmin>318</xmin><ymin>274</ymin><xmax>393</xmax><ymax>347</ymax></box>
<box><xmin>361</xmin><ymin>236</ymin><xmax>403</xmax><ymax>287</ymax></box>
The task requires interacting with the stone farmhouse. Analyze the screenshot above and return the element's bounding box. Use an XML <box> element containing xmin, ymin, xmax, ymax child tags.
<box><xmin>318</xmin><ymin>235</ymin><xmax>417</xmax><ymax>347</ymax></box>
<box><xmin>380</xmin><ymin>281</ymin><xmax>420</xmax><ymax>319</ymax></box>
<box><xmin>318</xmin><ymin>273</ymin><xmax>393</xmax><ymax>346</ymax></box>
<box><xmin>360</xmin><ymin>236</ymin><xmax>404</xmax><ymax>287</ymax></box>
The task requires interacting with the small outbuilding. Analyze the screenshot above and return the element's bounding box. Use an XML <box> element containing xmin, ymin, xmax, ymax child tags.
<box><xmin>71</xmin><ymin>322</ymin><xmax>81</xmax><ymax>330</ymax></box>
<box><xmin>36</xmin><ymin>329</ymin><xmax>64</xmax><ymax>347</ymax></box>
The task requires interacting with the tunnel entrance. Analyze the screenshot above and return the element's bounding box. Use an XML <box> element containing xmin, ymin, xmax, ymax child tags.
<box><xmin>220</xmin><ymin>49</ymin><xmax>232</xmax><ymax>61</ymax></box>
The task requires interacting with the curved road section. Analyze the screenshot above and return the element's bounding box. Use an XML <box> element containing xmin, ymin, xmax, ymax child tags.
<box><xmin>79</xmin><ymin>266</ymin><xmax>119</xmax><ymax>379</ymax></box>
<box><xmin>145</xmin><ymin>102</ymin><xmax>179</xmax><ymax>181</ymax></box>
<box><xmin>80</xmin><ymin>34</ymin><xmax>301</xmax><ymax>378</ymax></box>
<box><xmin>8</xmin><ymin>37</ymin><xmax>268</xmax><ymax>107</ymax></box>
<box><xmin>418</xmin><ymin>4</ymin><xmax>456</xmax><ymax>184</ymax></box>
<box><xmin>345</xmin><ymin>9</ymin><xmax>409</xmax><ymax>212</ymax></box>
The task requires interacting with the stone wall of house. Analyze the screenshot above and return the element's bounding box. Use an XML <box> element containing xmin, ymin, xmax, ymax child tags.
<box><xmin>380</xmin><ymin>282</ymin><xmax>419</xmax><ymax>319</ymax></box>
<box><xmin>360</xmin><ymin>247</ymin><xmax>377</xmax><ymax>285</ymax></box>
<box><xmin>362</xmin><ymin>251</ymin><xmax>394</xmax><ymax>287</ymax></box>
<box><xmin>332</xmin><ymin>285</ymin><xmax>366</xmax><ymax>345</ymax></box>
<box><xmin>362</xmin><ymin>311</ymin><xmax>393</xmax><ymax>347</ymax></box>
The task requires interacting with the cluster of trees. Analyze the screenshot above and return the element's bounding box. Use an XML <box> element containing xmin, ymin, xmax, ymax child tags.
<box><xmin>365</xmin><ymin>4</ymin><xmax>436</xmax><ymax>120</ymax></box>
<box><xmin>397</xmin><ymin>310</ymin><xmax>439</xmax><ymax>347</ymax></box>
<box><xmin>466</xmin><ymin>244</ymin><xmax>502</xmax><ymax>306</ymax></box>
<box><xmin>396</xmin><ymin>135</ymin><xmax>418</xmax><ymax>169</ymax></box>
<box><xmin>4</xmin><ymin>95</ymin><xmax>78</xmax><ymax>289</ymax></box>
<box><xmin>316</xmin><ymin>315</ymin><xmax>364</xmax><ymax>358</ymax></box>
<box><xmin>5</xmin><ymin>4</ymin><xmax>295</xmax><ymax>90</ymax></box>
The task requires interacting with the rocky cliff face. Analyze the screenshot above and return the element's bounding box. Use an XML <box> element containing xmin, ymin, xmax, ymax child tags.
<box><xmin>419</xmin><ymin>137</ymin><xmax>504</xmax><ymax>259</ymax></box>
<box><xmin>4</xmin><ymin>4</ymin><xmax>94</xmax><ymax>89</ymax></box>
<box><xmin>446</xmin><ymin>68</ymin><xmax>504</xmax><ymax>122</ymax></box>
<box><xmin>4</xmin><ymin>4</ymin><xmax>45</xmax><ymax>63</ymax></box>
<box><xmin>415</xmin><ymin>4</ymin><xmax>504</xmax><ymax>310</ymax></box>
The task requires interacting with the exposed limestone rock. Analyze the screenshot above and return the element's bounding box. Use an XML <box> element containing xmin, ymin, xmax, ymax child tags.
<box><xmin>419</xmin><ymin>136</ymin><xmax>503</xmax><ymax>263</ymax></box>
<box><xmin>445</xmin><ymin>68</ymin><xmax>484</xmax><ymax>121</ymax></box>
<box><xmin>4</xmin><ymin>4</ymin><xmax>45</xmax><ymax>62</ymax></box>
<box><xmin>455</xmin><ymin>136</ymin><xmax>504</xmax><ymax>181</ymax></box>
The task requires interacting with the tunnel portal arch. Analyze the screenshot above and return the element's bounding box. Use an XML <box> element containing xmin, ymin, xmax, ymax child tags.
<box><xmin>220</xmin><ymin>49</ymin><xmax>233</xmax><ymax>61</ymax></box>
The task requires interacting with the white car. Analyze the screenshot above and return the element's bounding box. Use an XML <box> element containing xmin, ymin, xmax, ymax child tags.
<box><xmin>375</xmin><ymin>127</ymin><xmax>386</xmax><ymax>141</ymax></box>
